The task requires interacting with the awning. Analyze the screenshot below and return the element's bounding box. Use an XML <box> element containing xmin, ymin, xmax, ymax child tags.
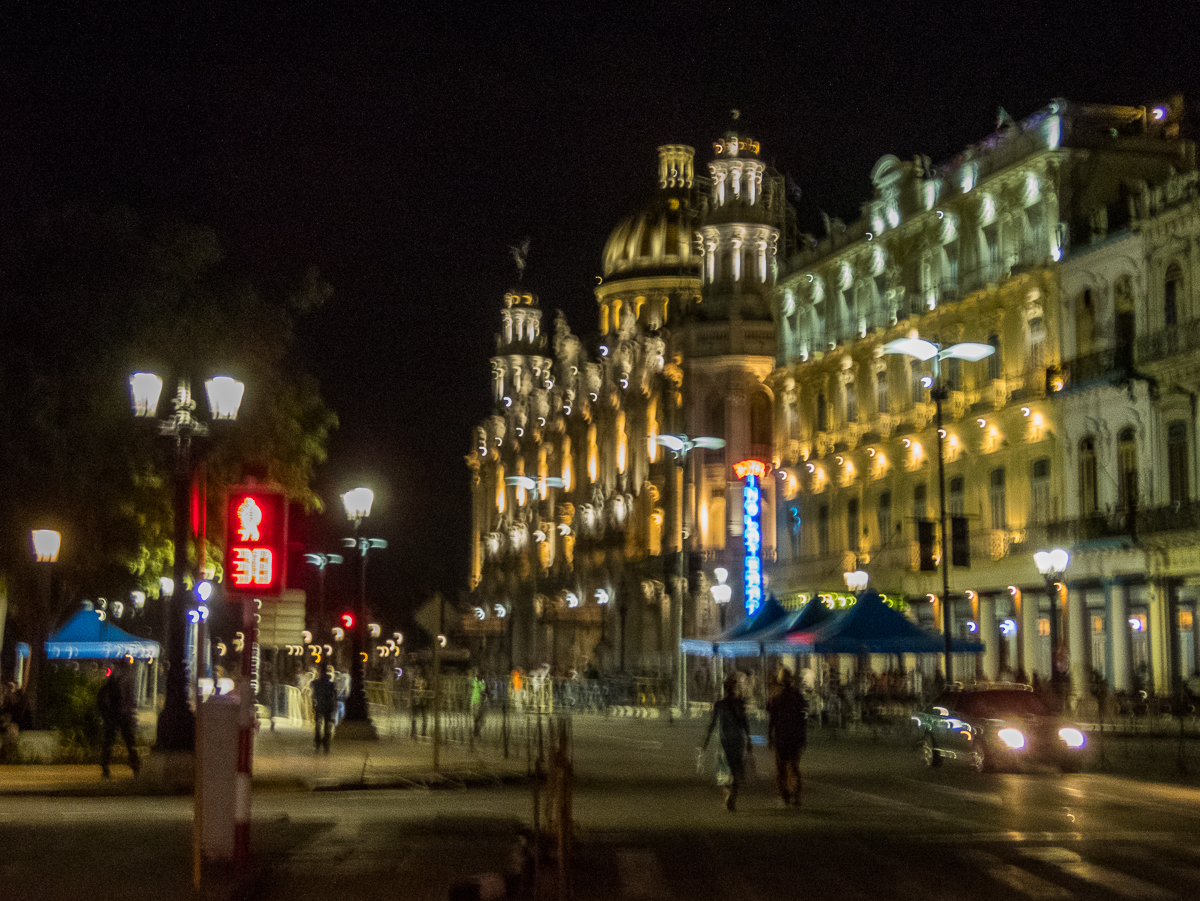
<box><xmin>785</xmin><ymin>589</ymin><xmax>984</xmax><ymax>655</ymax></box>
<box><xmin>15</xmin><ymin>607</ymin><xmax>160</xmax><ymax>660</ymax></box>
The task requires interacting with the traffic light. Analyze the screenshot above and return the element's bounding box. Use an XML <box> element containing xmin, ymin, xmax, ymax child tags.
<box><xmin>917</xmin><ymin>520</ymin><xmax>937</xmax><ymax>571</ymax></box>
<box><xmin>951</xmin><ymin>516</ymin><xmax>970</xmax><ymax>568</ymax></box>
<box><xmin>225</xmin><ymin>487</ymin><xmax>288</xmax><ymax>597</ymax></box>
<box><xmin>341</xmin><ymin>612</ymin><xmax>355</xmax><ymax>629</ymax></box>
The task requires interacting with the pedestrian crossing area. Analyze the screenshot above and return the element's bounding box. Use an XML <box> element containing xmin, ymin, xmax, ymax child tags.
<box><xmin>570</xmin><ymin>834</ymin><xmax>1200</xmax><ymax>900</ymax></box>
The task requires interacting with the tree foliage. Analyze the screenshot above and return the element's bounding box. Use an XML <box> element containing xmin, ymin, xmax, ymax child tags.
<box><xmin>0</xmin><ymin>205</ymin><xmax>338</xmax><ymax>607</ymax></box>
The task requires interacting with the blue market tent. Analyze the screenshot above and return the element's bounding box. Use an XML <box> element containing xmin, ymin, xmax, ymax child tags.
<box><xmin>680</xmin><ymin>594</ymin><xmax>790</xmax><ymax>656</ymax></box>
<box><xmin>783</xmin><ymin>589</ymin><xmax>984</xmax><ymax>656</ymax></box>
<box><xmin>15</xmin><ymin>607</ymin><xmax>160</xmax><ymax>661</ymax></box>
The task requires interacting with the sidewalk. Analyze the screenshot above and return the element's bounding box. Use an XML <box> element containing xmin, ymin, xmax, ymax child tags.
<box><xmin>0</xmin><ymin>714</ymin><xmax>531</xmax><ymax>797</ymax></box>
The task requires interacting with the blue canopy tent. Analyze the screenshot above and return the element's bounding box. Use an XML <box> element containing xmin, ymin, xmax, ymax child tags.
<box><xmin>680</xmin><ymin>594</ymin><xmax>790</xmax><ymax>657</ymax></box>
<box><xmin>16</xmin><ymin>607</ymin><xmax>160</xmax><ymax>661</ymax></box>
<box><xmin>783</xmin><ymin>589</ymin><xmax>984</xmax><ymax>656</ymax></box>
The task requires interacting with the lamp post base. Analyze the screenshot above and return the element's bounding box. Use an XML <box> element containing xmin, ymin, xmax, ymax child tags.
<box><xmin>335</xmin><ymin>719</ymin><xmax>379</xmax><ymax>741</ymax></box>
<box><xmin>155</xmin><ymin>702</ymin><xmax>196</xmax><ymax>753</ymax></box>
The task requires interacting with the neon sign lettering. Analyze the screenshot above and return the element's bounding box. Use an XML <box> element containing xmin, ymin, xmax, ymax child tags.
<box><xmin>743</xmin><ymin>472</ymin><xmax>763</xmax><ymax>616</ymax></box>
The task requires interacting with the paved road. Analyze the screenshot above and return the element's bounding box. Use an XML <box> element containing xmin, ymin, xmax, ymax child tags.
<box><xmin>3</xmin><ymin>716</ymin><xmax>1200</xmax><ymax>899</ymax></box>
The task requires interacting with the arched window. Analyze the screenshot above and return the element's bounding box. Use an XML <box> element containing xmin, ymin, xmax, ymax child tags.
<box><xmin>1118</xmin><ymin>427</ymin><xmax>1138</xmax><ymax>510</ymax></box>
<box><xmin>1030</xmin><ymin>458</ymin><xmax>1050</xmax><ymax>525</ymax></box>
<box><xmin>945</xmin><ymin>357</ymin><xmax>962</xmax><ymax>392</ymax></box>
<box><xmin>1114</xmin><ymin>275</ymin><xmax>1135</xmax><ymax>364</ymax></box>
<box><xmin>876</xmin><ymin>491</ymin><xmax>893</xmax><ymax>546</ymax></box>
<box><xmin>989</xmin><ymin>468</ymin><xmax>1007</xmax><ymax>531</ymax></box>
<box><xmin>1027</xmin><ymin>316</ymin><xmax>1046</xmax><ymax>373</ymax></box>
<box><xmin>816</xmin><ymin>392</ymin><xmax>828</xmax><ymax>432</ymax></box>
<box><xmin>1168</xmin><ymin>421</ymin><xmax>1189</xmax><ymax>506</ymax></box>
<box><xmin>1165</xmin><ymin>262</ymin><xmax>1182</xmax><ymax>327</ymax></box>
<box><xmin>910</xmin><ymin>360</ymin><xmax>925</xmax><ymax>406</ymax></box>
<box><xmin>913</xmin><ymin>483</ymin><xmax>927</xmax><ymax>523</ymax></box>
<box><xmin>1079</xmin><ymin>437</ymin><xmax>1098</xmax><ymax>516</ymax></box>
<box><xmin>844</xmin><ymin>378</ymin><xmax>858</xmax><ymax>424</ymax></box>
<box><xmin>987</xmin><ymin>333</ymin><xmax>1002</xmax><ymax>381</ymax></box>
<box><xmin>1075</xmin><ymin>289</ymin><xmax>1096</xmax><ymax>356</ymax></box>
<box><xmin>949</xmin><ymin>476</ymin><xmax>965</xmax><ymax>517</ymax></box>
<box><xmin>847</xmin><ymin>498</ymin><xmax>860</xmax><ymax>552</ymax></box>
<box><xmin>875</xmin><ymin>368</ymin><xmax>889</xmax><ymax>416</ymax></box>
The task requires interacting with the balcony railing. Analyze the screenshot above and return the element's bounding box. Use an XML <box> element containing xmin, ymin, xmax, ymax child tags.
<box><xmin>1136</xmin><ymin>317</ymin><xmax>1200</xmax><ymax>364</ymax></box>
<box><xmin>1058</xmin><ymin>347</ymin><xmax>1134</xmax><ymax>392</ymax></box>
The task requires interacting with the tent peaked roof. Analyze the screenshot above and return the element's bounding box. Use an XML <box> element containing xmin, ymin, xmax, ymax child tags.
<box><xmin>680</xmin><ymin>594</ymin><xmax>790</xmax><ymax>656</ymax></box>
<box><xmin>46</xmin><ymin>606</ymin><xmax>161</xmax><ymax>660</ymax></box>
<box><xmin>788</xmin><ymin>589</ymin><xmax>983</xmax><ymax>655</ymax></box>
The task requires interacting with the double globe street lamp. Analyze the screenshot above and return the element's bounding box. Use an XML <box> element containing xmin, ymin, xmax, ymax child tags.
<box><xmin>1034</xmin><ymin>548</ymin><xmax>1070</xmax><ymax>704</ymax></box>
<box><xmin>657</xmin><ymin>433</ymin><xmax>725</xmax><ymax>716</ymax></box>
<box><xmin>130</xmin><ymin>372</ymin><xmax>244</xmax><ymax>752</ymax></box>
<box><xmin>340</xmin><ymin>487</ymin><xmax>386</xmax><ymax>740</ymax></box>
<box><xmin>883</xmin><ymin>338</ymin><xmax>994</xmax><ymax>684</ymax></box>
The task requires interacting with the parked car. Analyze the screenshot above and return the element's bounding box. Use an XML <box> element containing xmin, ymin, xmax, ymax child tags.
<box><xmin>913</xmin><ymin>685</ymin><xmax>1088</xmax><ymax>773</ymax></box>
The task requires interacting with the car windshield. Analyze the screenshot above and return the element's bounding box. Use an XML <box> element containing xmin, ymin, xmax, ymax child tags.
<box><xmin>952</xmin><ymin>690</ymin><xmax>1050</xmax><ymax>719</ymax></box>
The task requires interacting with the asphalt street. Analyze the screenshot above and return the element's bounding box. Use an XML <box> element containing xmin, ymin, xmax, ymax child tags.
<box><xmin>3</xmin><ymin>716</ymin><xmax>1200</xmax><ymax>900</ymax></box>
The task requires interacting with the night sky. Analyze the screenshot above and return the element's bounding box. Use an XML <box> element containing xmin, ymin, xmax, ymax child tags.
<box><xmin>3</xmin><ymin>4</ymin><xmax>1198</xmax><ymax>626</ymax></box>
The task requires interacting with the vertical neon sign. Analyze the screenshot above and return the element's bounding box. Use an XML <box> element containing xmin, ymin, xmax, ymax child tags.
<box><xmin>733</xmin><ymin>460</ymin><xmax>769</xmax><ymax>617</ymax></box>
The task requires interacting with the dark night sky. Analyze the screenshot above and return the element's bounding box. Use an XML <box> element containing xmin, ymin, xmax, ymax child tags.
<box><xmin>3</xmin><ymin>3</ymin><xmax>1198</xmax><ymax>625</ymax></box>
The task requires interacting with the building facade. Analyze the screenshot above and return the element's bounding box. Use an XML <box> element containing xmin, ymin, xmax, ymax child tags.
<box><xmin>466</xmin><ymin>133</ymin><xmax>791</xmax><ymax>679</ymax></box>
<box><xmin>466</xmin><ymin>98</ymin><xmax>1200</xmax><ymax>702</ymax></box>
<box><xmin>770</xmin><ymin>98</ymin><xmax>1197</xmax><ymax>702</ymax></box>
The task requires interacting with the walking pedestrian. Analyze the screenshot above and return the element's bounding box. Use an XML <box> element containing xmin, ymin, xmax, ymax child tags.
<box><xmin>767</xmin><ymin>668</ymin><xmax>808</xmax><ymax>807</ymax></box>
<box><xmin>311</xmin><ymin>666</ymin><xmax>337</xmax><ymax>753</ymax></box>
<box><xmin>702</xmin><ymin>673</ymin><xmax>752</xmax><ymax>812</ymax></box>
<box><xmin>470</xmin><ymin>669</ymin><xmax>487</xmax><ymax>738</ymax></box>
<box><xmin>97</xmin><ymin>658</ymin><xmax>140</xmax><ymax>778</ymax></box>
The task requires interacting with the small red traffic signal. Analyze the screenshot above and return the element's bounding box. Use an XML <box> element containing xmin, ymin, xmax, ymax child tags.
<box><xmin>341</xmin><ymin>612</ymin><xmax>355</xmax><ymax>629</ymax></box>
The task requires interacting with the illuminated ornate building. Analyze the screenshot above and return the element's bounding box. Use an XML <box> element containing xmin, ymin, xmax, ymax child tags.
<box><xmin>467</xmin><ymin>132</ymin><xmax>792</xmax><ymax>676</ymax></box>
<box><xmin>770</xmin><ymin>98</ymin><xmax>1197</xmax><ymax>702</ymax></box>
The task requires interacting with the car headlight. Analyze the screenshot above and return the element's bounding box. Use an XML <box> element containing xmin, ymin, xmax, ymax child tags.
<box><xmin>997</xmin><ymin>727</ymin><xmax>1025</xmax><ymax>749</ymax></box>
<box><xmin>1059</xmin><ymin>727</ymin><xmax>1085</xmax><ymax>749</ymax></box>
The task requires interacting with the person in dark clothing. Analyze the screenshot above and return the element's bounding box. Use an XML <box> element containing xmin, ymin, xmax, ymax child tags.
<box><xmin>767</xmin><ymin>668</ymin><xmax>808</xmax><ymax>807</ymax></box>
<box><xmin>311</xmin><ymin>666</ymin><xmax>337</xmax><ymax>753</ymax></box>
<box><xmin>97</xmin><ymin>658</ymin><xmax>140</xmax><ymax>778</ymax></box>
<box><xmin>702</xmin><ymin>674</ymin><xmax>752</xmax><ymax>812</ymax></box>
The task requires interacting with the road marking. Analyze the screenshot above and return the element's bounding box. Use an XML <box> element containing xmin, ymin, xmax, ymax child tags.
<box><xmin>897</xmin><ymin>777</ymin><xmax>1005</xmax><ymax>807</ymax></box>
<box><xmin>616</xmin><ymin>848</ymin><xmax>674</xmax><ymax>900</ymax></box>
<box><xmin>1020</xmin><ymin>847</ymin><xmax>1180</xmax><ymax>900</ymax></box>
<box><xmin>824</xmin><ymin>785</ymin><xmax>979</xmax><ymax>829</ymax></box>
<box><xmin>959</xmin><ymin>849</ymin><xmax>1072</xmax><ymax>900</ymax></box>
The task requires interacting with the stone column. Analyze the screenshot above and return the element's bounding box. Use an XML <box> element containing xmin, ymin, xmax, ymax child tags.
<box><xmin>1146</xmin><ymin>580</ymin><xmax>1170</xmax><ymax>696</ymax></box>
<box><xmin>1067</xmin><ymin>586</ymin><xmax>1091</xmax><ymax>707</ymax></box>
<box><xmin>1107</xmin><ymin>579</ymin><xmax>1132</xmax><ymax>692</ymax></box>
<box><xmin>980</xmin><ymin>595</ymin><xmax>999</xmax><ymax>680</ymax></box>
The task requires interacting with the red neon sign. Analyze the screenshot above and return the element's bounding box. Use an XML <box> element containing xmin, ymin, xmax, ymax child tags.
<box><xmin>225</xmin><ymin>488</ymin><xmax>287</xmax><ymax>597</ymax></box>
<box><xmin>732</xmin><ymin>459</ymin><xmax>771</xmax><ymax>480</ymax></box>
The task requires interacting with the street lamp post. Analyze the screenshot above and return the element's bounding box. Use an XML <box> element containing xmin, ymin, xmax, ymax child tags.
<box><xmin>341</xmin><ymin>487</ymin><xmax>385</xmax><ymax>740</ymax></box>
<box><xmin>883</xmin><ymin>338</ymin><xmax>993</xmax><ymax>685</ymax></box>
<box><xmin>1034</xmin><ymin>548</ymin><xmax>1070</xmax><ymax>705</ymax></box>
<box><xmin>505</xmin><ymin>475</ymin><xmax>563</xmax><ymax>673</ymax></box>
<box><xmin>28</xmin><ymin>529</ymin><xmax>62</xmax><ymax>728</ymax></box>
<box><xmin>710</xmin><ymin>566</ymin><xmax>732</xmax><ymax>633</ymax></box>
<box><xmin>657</xmin><ymin>433</ymin><xmax>725</xmax><ymax>717</ymax></box>
<box><xmin>303</xmin><ymin>552</ymin><xmax>344</xmax><ymax>655</ymax></box>
<box><xmin>130</xmin><ymin>372</ymin><xmax>243</xmax><ymax>752</ymax></box>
